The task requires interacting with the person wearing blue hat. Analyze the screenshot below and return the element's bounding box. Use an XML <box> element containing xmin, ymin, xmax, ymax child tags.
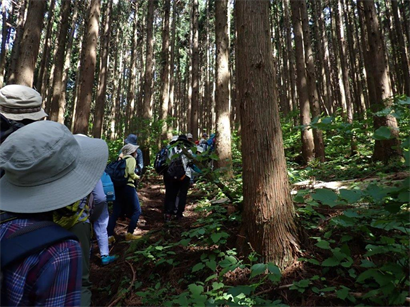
<box><xmin>124</xmin><ymin>134</ymin><xmax>144</xmax><ymax>176</ymax></box>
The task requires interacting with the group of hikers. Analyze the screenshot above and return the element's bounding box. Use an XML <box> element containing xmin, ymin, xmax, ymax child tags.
<box><xmin>0</xmin><ymin>84</ymin><xmax>214</xmax><ymax>306</ymax></box>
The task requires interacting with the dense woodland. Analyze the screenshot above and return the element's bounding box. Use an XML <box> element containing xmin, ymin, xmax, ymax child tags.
<box><xmin>1</xmin><ymin>0</ymin><xmax>409</xmax><ymax>306</ymax></box>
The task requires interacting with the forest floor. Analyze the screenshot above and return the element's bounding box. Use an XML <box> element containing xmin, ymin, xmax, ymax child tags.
<box><xmin>89</xmin><ymin>171</ymin><xmax>409</xmax><ymax>307</ymax></box>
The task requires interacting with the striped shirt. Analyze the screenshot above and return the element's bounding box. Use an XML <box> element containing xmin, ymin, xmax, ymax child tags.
<box><xmin>0</xmin><ymin>218</ymin><xmax>82</xmax><ymax>306</ymax></box>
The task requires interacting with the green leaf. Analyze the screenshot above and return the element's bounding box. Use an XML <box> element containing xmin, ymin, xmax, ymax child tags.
<box><xmin>179</xmin><ymin>239</ymin><xmax>191</xmax><ymax>247</ymax></box>
<box><xmin>322</xmin><ymin>257</ymin><xmax>341</xmax><ymax>267</ymax></box>
<box><xmin>316</xmin><ymin>240</ymin><xmax>331</xmax><ymax>250</ymax></box>
<box><xmin>192</xmin><ymin>263</ymin><xmax>205</xmax><ymax>272</ymax></box>
<box><xmin>336</xmin><ymin>287</ymin><xmax>350</xmax><ymax>300</ymax></box>
<box><xmin>398</xmin><ymin>190</ymin><xmax>410</xmax><ymax>202</ymax></box>
<box><xmin>267</xmin><ymin>263</ymin><xmax>281</xmax><ymax>275</ymax></box>
<box><xmin>339</xmin><ymin>189</ymin><xmax>362</xmax><ymax>203</ymax></box>
<box><xmin>311</xmin><ymin>189</ymin><xmax>338</xmax><ymax>207</ymax></box>
<box><xmin>206</xmin><ymin>260</ymin><xmax>217</xmax><ymax>271</ymax></box>
<box><xmin>205</xmin><ymin>274</ymin><xmax>217</xmax><ymax>282</ymax></box>
<box><xmin>374</xmin><ymin>126</ymin><xmax>393</xmax><ymax>140</ymax></box>
<box><xmin>212</xmin><ymin>282</ymin><xmax>224</xmax><ymax>291</ymax></box>
<box><xmin>188</xmin><ymin>284</ymin><xmax>204</xmax><ymax>296</ymax></box>
<box><xmin>356</xmin><ymin>269</ymin><xmax>376</xmax><ymax>283</ymax></box>
<box><xmin>360</xmin><ymin>260</ymin><xmax>376</xmax><ymax>268</ymax></box>
<box><xmin>228</xmin><ymin>285</ymin><xmax>253</xmax><ymax>296</ymax></box>
<box><xmin>250</xmin><ymin>263</ymin><xmax>267</xmax><ymax>278</ymax></box>
<box><xmin>366</xmin><ymin>183</ymin><xmax>388</xmax><ymax>203</ymax></box>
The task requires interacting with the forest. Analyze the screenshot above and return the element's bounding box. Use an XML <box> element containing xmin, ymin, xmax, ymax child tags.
<box><xmin>1</xmin><ymin>0</ymin><xmax>409</xmax><ymax>306</ymax></box>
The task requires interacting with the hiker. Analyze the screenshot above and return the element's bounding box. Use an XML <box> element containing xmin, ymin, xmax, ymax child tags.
<box><xmin>0</xmin><ymin>85</ymin><xmax>47</xmax><ymax>177</ymax></box>
<box><xmin>91</xmin><ymin>179</ymin><xmax>119</xmax><ymax>266</ymax></box>
<box><xmin>199</xmin><ymin>132</ymin><xmax>208</xmax><ymax>146</ymax></box>
<box><xmin>107</xmin><ymin>143</ymin><xmax>143</xmax><ymax>242</ymax></box>
<box><xmin>122</xmin><ymin>133</ymin><xmax>144</xmax><ymax>176</ymax></box>
<box><xmin>0</xmin><ymin>120</ymin><xmax>107</xmax><ymax>306</ymax></box>
<box><xmin>163</xmin><ymin>135</ymin><xmax>194</xmax><ymax>222</ymax></box>
<box><xmin>187</xmin><ymin>133</ymin><xmax>194</xmax><ymax>143</ymax></box>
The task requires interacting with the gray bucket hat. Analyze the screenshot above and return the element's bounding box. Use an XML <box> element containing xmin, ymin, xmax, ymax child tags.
<box><xmin>0</xmin><ymin>84</ymin><xmax>48</xmax><ymax>121</ymax></box>
<box><xmin>121</xmin><ymin>143</ymin><xmax>139</xmax><ymax>156</ymax></box>
<box><xmin>0</xmin><ymin>121</ymin><xmax>108</xmax><ymax>213</ymax></box>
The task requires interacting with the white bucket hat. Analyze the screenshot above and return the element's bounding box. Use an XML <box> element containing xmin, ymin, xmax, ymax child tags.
<box><xmin>0</xmin><ymin>121</ymin><xmax>108</xmax><ymax>213</ymax></box>
<box><xmin>121</xmin><ymin>143</ymin><xmax>139</xmax><ymax>156</ymax></box>
<box><xmin>0</xmin><ymin>84</ymin><xmax>48</xmax><ymax>121</ymax></box>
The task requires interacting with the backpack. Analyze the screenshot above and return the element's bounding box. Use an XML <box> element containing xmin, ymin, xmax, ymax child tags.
<box><xmin>105</xmin><ymin>157</ymin><xmax>129</xmax><ymax>187</ymax></box>
<box><xmin>0</xmin><ymin>212</ymin><xmax>78</xmax><ymax>302</ymax></box>
<box><xmin>154</xmin><ymin>147</ymin><xmax>169</xmax><ymax>175</ymax></box>
<box><xmin>166</xmin><ymin>148</ymin><xmax>186</xmax><ymax>181</ymax></box>
<box><xmin>101</xmin><ymin>171</ymin><xmax>115</xmax><ymax>201</ymax></box>
<box><xmin>52</xmin><ymin>195</ymin><xmax>91</xmax><ymax>229</ymax></box>
<box><xmin>0</xmin><ymin>115</ymin><xmax>24</xmax><ymax>178</ymax></box>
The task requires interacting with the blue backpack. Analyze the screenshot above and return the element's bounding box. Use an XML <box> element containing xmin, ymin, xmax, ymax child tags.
<box><xmin>105</xmin><ymin>157</ymin><xmax>129</xmax><ymax>187</ymax></box>
<box><xmin>101</xmin><ymin>171</ymin><xmax>115</xmax><ymax>201</ymax></box>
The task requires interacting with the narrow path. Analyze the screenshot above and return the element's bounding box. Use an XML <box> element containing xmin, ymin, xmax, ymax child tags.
<box><xmin>89</xmin><ymin>175</ymin><xmax>202</xmax><ymax>306</ymax></box>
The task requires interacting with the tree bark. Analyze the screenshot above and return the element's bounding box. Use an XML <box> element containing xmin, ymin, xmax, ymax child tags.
<box><xmin>290</xmin><ymin>0</ymin><xmax>315</xmax><ymax>164</ymax></box>
<box><xmin>235</xmin><ymin>0</ymin><xmax>299</xmax><ymax>268</ymax></box>
<box><xmin>92</xmin><ymin>0</ymin><xmax>112</xmax><ymax>138</ymax></box>
<box><xmin>49</xmin><ymin>0</ymin><xmax>71</xmax><ymax>124</ymax></box>
<box><xmin>215</xmin><ymin>0</ymin><xmax>233</xmax><ymax>178</ymax></box>
<box><xmin>300</xmin><ymin>0</ymin><xmax>326</xmax><ymax>162</ymax></box>
<box><xmin>191</xmin><ymin>0</ymin><xmax>199</xmax><ymax>139</ymax></box>
<box><xmin>36</xmin><ymin>0</ymin><xmax>56</xmax><ymax>97</ymax></box>
<box><xmin>73</xmin><ymin>0</ymin><xmax>100</xmax><ymax>135</ymax></box>
<box><xmin>7</xmin><ymin>0</ymin><xmax>27</xmax><ymax>84</ymax></box>
<box><xmin>0</xmin><ymin>4</ymin><xmax>11</xmax><ymax>87</ymax></box>
<box><xmin>360</xmin><ymin>0</ymin><xmax>402</xmax><ymax>163</ymax></box>
<box><xmin>14</xmin><ymin>0</ymin><xmax>46</xmax><ymax>87</ymax></box>
<box><xmin>160</xmin><ymin>0</ymin><xmax>171</xmax><ymax>141</ymax></box>
<box><xmin>391</xmin><ymin>0</ymin><xmax>410</xmax><ymax>95</ymax></box>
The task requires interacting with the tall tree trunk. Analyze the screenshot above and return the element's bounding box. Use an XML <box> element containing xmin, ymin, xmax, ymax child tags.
<box><xmin>14</xmin><ymin>0</ymin><xmax>46</xmax><ymax>87</ymax></box>
<box><xmin>284</xmin><ymin>0</ymin><xmax>297</xmax><ymax>121</ymax></box>
<box><xmin>391</xmin><ymin>0</ymin><xmax>410</xmax><ymax>95</ymax></box>
<box><xmin>300</xmin><ymin>0</ymin><xmax>325</xmax><ymax>162</ymax></box>
<box><xmin>215</xmin><ymin>0</ymin><xmax>233</xmax><ymax>178</ymax></box>
<box><xmin>49</xmin><ymin>0</ymin><xmax>71</xmax><ymax>124</ymax></box>
<box><xmin>125</xmin><ymin>2</ymin><xmax>139</xmax><ymax>135</ymax></box>
<box><xmin>142</xmin><ymin>0</ymin><xmax>155</xmax><ymax>166</ymax></box>
<box><xmin>143</xmin><ymin>0</ymin><xmax>155</xmax><ymax>121</ymax></box>
<box><xmin>0</xmin><ymin>5</ymin><xmax>11</xmax><ymax>87</ymax></box>
<box><xmin>7</xmin><ymin>0</ymin><xmax>27</xmax><ymax>84</ymax></box>
<box><xmin>92</xmin><ymin>0</ymin><xmax>112</xmax><ymax>138</ymax></box>
<box><xmin>73</xmin><ymin>0</ymin><xmax>100</xmax><ymax>134</ymax></box>
<box><xmin>160</xmin><ymin>0</ymin><xmax>171</xmax><ymax>141</ymax></box>
<box><xmin>290</xmin><ymin>0</ymin><xmax>315</xmax><ymax>164</ymax></box>
<box><xmin>36</xmin><ymin>0</ymin><xmax>56</xmax><ymax>96</ymax></box>
<box><xmin>168</xmin><ymin>0</ymin><xmax>178</xmax><ymax>123</ymax></box>
<box><xmin>236</xmin><ymin>0</ymin><xmax>299</xmax><ymax>268</ymax></box>
<box><xmin>360</xmin><ymin>0</ymin><xmax>402</xmax><ymax>163</ymax></box>
<box><xmin>191</xmin><ymin>0</ymin><xmax>199</xmax><ymax>139</ymax></box>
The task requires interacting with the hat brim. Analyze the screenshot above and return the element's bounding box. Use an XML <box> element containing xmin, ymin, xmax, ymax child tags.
<box><xmin>1</xmin><ymin>109</ymin><xmax>48</xmax><ymax>121</ymax></box>
<box><xmin>0</xmin><ymin>135</ymin><xmax>108</xmax><ymax>213</ymax></box>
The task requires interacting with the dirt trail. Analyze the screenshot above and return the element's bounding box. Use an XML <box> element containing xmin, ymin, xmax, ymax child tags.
<box><xmin>89</xmin><ymin>175</ymin><xmax>202</xmax><ymax>306</ymax></box>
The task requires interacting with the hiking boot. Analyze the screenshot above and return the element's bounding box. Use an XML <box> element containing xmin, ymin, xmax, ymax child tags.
<box><xmin>101</xmin><ymin>255</ymin><xmax>119</xmax><ymax>266</ymax></box>
<box><xmin>108</xmin><ymin>236</ymin><xmax>116</xmax><ymax>245</ymax></box>
<box><xmin>125</xmin><ymin>232</ymin><xmax>142</xmax><ymax>241</ymax></box>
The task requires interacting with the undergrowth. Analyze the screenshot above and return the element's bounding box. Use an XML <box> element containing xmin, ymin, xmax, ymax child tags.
<box><xmin>105</xmin><ymin>95</ymin><xmax>409</xmax><ymax>306</ymax></box>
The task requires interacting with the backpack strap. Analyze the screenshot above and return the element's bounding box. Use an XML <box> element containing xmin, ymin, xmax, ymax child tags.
<box><xmin>1</xmin><ymin>221</ymin><xmax>78</xmax><ymax>269</ymax></box>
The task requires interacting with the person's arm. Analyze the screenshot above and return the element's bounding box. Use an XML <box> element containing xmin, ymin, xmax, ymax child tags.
<box><xmin>34</xmin><ymin>240</ymin><xmax>82</xmax><ymax>307</ymax></box>
<box><xmin>136</xmin><ymin>148</ymin><xmax>144</xmax><ymax>175</ymax></box>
